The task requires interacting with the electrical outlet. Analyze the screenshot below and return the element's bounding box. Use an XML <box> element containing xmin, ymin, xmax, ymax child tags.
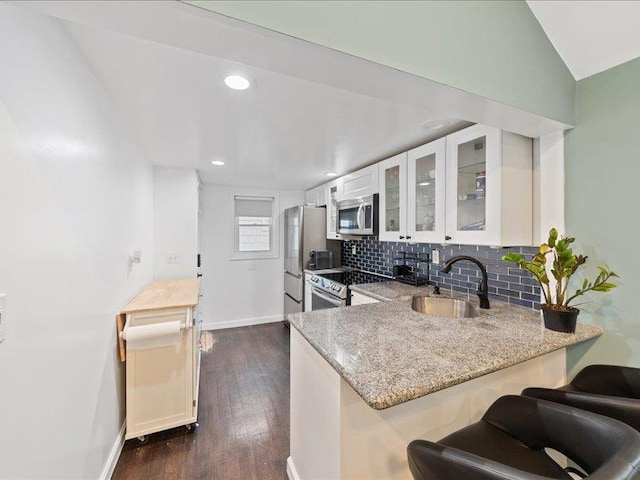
<box><xmin>351</xmin><ymin>245</ymin><xmax>357</xmax><ymax>255</ymax></box>
<box><xmin>167</xmin><ymin>252</ymin><xmax>180</xmax><ymax>264</ymax></box>
<box><xmin>0</xmin><ymin>293</ymin><xmax>6</xmax><ymax>343</ymax></box>
<box><xmin>431</xmin><ymin>249</ymin><xmax>440</xmax><ymax>264</ymax></box>
<box><xmin>248</xmin><ymin>262</ymin><xmax>256</xmax><ymax>271</ymax></box>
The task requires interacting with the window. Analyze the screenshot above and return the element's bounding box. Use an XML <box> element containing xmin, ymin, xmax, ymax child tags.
<box><xmin>232</xmin><ymin>195</ymin><xmax>278</xmax><ymax>260</ymax></box>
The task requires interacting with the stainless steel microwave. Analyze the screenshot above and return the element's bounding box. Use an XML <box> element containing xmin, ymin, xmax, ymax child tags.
<box><xmin>337</xmin><ymin>194</ymin><xmax>378</xmax><ymax>235</ymax></box>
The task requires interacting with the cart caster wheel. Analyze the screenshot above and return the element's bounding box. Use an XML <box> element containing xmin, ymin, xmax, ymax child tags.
<box><xmin>186</xmin><ymin>423</ymin><xmax>198</xmax><ymax>433</ymax></box>
<box><xmin>136</xmin><ymin>435</ymin><xmax>148</xmax><ymax>444</ymax></box>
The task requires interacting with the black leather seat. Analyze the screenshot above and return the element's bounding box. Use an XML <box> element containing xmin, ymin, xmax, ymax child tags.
<box><xmin>523</xmin><ymin>365</ymin><xmax>640</xmax><ymax>432</ymax></box>
<box><xmin>407</xmin><ymin>395</ymin><xmax>640</xmax><ymax>479</ymax></box>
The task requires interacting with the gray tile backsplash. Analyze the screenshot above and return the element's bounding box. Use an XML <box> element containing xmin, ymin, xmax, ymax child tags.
<box><xmin>342</xmin><ymin>237</ymin><xmax>541</xmax><ymax>310</ymax></box>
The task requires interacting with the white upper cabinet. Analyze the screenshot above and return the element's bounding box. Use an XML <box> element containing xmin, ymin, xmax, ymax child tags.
<box><xmin>445</xmin><ymin>124</ymin><xmax>532</xmax><ymax>246</ymax></box>
<box><xmin>307</xmin><ymin>124</ymin><xmax>532</xmax><ymax>247</ymax></box>
<box><xmin>305</xmin><ymin>185</ymin><xmax>328</xmax><ymax>207</ymax></box>
<box><xmin>378</xmin><ymin>152</ymin><xmax>408</xmax><ymax>242</ymax></box>
<box><xmin>325</xmin><ymin>179</ymin><xmax>342</xmax><ymax>240</ymax></box>
<box><xmin>379</xmin><ymin>139</ymin><xmax>446</xmax><ymax>243</ymax></box>
<box><xmin>407</xmin><ymin>138</ymin><xmax>446</xmax><ymax>243</ymax></box>
<box><xmin>337</xmin><ymin>164</ymin><xmax>378</xmax><ymax>201</ymax></box>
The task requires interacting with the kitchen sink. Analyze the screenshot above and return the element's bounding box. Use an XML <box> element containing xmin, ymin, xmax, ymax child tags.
<box><xmin>411</xmin><ymin>296</ymin><xmax>478</xmax><ymax>318</ymax></box>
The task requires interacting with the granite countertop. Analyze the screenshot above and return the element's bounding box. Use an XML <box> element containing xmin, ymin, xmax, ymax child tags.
<box><xmin>288</xmin><ymin>297</ymin><xmax>602</xmax><ymax>410</ymax></box>
<box><xmin>350</xmin><ymin>281</ymin><xmax>432</xmax><ymax>301</ymax></box>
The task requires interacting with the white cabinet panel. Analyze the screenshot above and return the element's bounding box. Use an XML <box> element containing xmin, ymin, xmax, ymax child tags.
<box><xmin>326</xmin><ymin>180</ymin><xmax>342</xmax><ymax>240</ymax></box>
<box><xmin>305</xmin><ymin>189</ymin><xmax>315</xmax><ymax>205</ymax></box>
<box><xmin>337</xmin><ymin>164</ymin><xmax>378</xmax><ymax>201</ymax></box>
<box><xmin>305</xmin><ymin>186</ymin><xmax>328</xmax><ymax>207</ymax></box>
<box><xmin>316</xmin><ymin>186</ymin><xmax>328</xmax><ymax>207</ymax></box>
<box><xmin>378</xmin><ymin>139</ymin><xmax>446</xmax><ymax>244</ymax></box>
<box><xmin>445</xmin><ymin>125</ymin><xmax>532</xmax><ymax>246</ymax></box>
<box><xmin>378</xmin><ymin>153</ymin><xmax>407</xmax><ymax>242</ymax></box>
<box><xmin>407</xmin><ymin>138</ymin><xmax>446</xmax><ymax>244</ymax></box>
<box><xmin>125</xmin><ymin>307</ymin><xmax>198</xmax><ymax>440</ymax></box>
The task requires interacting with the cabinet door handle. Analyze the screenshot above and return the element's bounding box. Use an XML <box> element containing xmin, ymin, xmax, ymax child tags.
<box><xmin>445</xmin><ymin>235</ymin><xmax>452</xmax><ymax>241</ymax></box>
<box><xmin>406</xmin><ymin>235</ymin><xmax>412</xmax><ymax>240</ymax></box>
<box><xmin>399</xmin><ymin>235</ymin><xmax>405</xmax><ymax>239</ymax></box>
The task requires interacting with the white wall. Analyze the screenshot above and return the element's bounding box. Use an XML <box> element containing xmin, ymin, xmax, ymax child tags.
<box><xmin>199</xmin><ymin>185</ymin><xmax>303</xmax><ymax>329</ymax></box>
<box><xmin>0</xmin><ymin>5</ymin><xmax>154</xmax><ymax>479</ymax></box>
<box><xmin>153</xmin><ymin>167</ymin><xmax>199</xmax><ymax>280</ymax></box>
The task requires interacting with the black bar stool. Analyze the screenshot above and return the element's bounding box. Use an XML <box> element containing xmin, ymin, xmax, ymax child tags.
<box><xmin>523</xmin><ymin>365</ymin><xmax>640</xmax><ymax>432</ymax></box>
<box><xmin>407</xmin><ymin>395</ymin><xmax>640</xmax><ymax>479</ymax></box>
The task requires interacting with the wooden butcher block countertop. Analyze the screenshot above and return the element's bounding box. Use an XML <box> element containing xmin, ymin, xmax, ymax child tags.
<box><xmin>121</xmin><ymin>278</ymin><xmax>201</xmax><ymax>314</ymax></box>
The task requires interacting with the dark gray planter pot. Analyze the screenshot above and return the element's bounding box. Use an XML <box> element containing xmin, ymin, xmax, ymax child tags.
<box><xmin>541</xmin><ymin>304</ymin><xmax>579</xmax><ymax>333</ymax></box>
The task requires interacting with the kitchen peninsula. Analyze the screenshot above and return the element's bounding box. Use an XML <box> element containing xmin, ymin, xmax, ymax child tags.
<box><xmin>287</xmin><ymin>285</ymin><xmax>602</xmax><ymax>480</ymax></box>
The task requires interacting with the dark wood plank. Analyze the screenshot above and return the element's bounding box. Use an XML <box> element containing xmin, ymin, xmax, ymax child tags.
<box><xmin>112</xmin><ymin>323</ymin><xmax>290</xmax><ymax>480</ymax></box>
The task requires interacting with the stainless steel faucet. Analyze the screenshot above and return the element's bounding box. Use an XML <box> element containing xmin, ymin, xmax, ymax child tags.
<box><xmin>440</xmin><ymin>255</ymin><xmax>490</xmax><ymax>309</ymax></box>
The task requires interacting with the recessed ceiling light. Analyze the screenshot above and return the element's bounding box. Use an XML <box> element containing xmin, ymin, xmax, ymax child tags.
<box><xmin>224</xmin><ymin>75</ymin><xmax>250</xmax><ymax>90</ymax></box>
<box><xmin>325</xmin><ymin>172</ymin><xmax>338</xmax><ymax>177</ymax></box>
<box><xmin>420</xmin><ymin>120</ymin><xmax>449</xmax><ymax>131</ymax></box>
<box><xmin>211</xmin><ymin>160</ymin><xmax>226</xmax><ymax>166</ymax></box>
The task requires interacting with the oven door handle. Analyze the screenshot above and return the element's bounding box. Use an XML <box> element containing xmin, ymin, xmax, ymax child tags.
<box><xmin>357</xmin><ymin>204</ymin><xmax>364</xmax><ymax>230</ymax></box>
<box><xmin>311</xmin><ymin>287</ymin><xmax>344</xmax><ymax>307</ymax></box>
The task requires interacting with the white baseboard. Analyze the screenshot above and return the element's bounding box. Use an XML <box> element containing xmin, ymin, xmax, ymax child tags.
<box><xmin>100</xmin><ymin>421</ymin><xmax>126</xmax><ymax>480</ymax></box>
<box><xmin>286</xmin><ymin>457</ymin><xmax>300</xmax><ymax>480</ymax></box>
<box><xmin>202</xmin><ymin>314</ymin><xmax>284</xmax><ymax>331</ymax></box>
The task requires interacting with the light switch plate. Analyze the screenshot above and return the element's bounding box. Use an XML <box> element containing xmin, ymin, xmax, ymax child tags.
<box><xmin>167</xmin><ymin>252</ymin><xmax>180</xmax><ymax>264</ymax></box>
<box><xmin>0</xmin><ymin>293</ymin><xmax>6</xmax><ymax>343</ymax></box>
<box><xmin>431</xmin><ymin>249</ymin><xmax>440</xmax><ymax>265</ymax></box>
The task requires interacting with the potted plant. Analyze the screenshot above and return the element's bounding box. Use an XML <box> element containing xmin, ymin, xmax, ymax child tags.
<box><xmin>502</xmin><ymin>228</ymin><xmax>618</xmax><ymax>333</ymax></box>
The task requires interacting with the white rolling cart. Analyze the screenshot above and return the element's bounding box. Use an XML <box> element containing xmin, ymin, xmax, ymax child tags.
<box><xmin>116</xmin><ymin>279</ymin><xmax>201</xmax><ymax>443</ymax></box>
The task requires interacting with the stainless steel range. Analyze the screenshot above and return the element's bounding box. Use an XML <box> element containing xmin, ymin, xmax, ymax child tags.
<box><xmin>308</xmin><ymin>270</ymin><xmax>392</xmax><ymax>311</ymax></box>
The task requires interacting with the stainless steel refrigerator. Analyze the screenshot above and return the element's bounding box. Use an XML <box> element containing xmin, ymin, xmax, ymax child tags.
<box><xmin>284</xmin><ymin>205</ymin><xmax>326</xmax><ymax>317</ymax></box>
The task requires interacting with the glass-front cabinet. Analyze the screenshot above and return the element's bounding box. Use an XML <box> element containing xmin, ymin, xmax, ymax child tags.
<box><xmin>379</xmin><ymin>140</ymin><xmax>446</xmax><ymax>243</ymax></box>
<box><xmin>445</xmin><ymin>124</ymin><xmax>532</xmax><ymax>246</ymax></box>
<box><xmin>378</xmin><ymin>152</ymin><xmax>407</xmax><ymax>242</ymax></box>
<box><xmin>407</xmin><ymin>138</ymin><xmax>446</xmax><ymax>243</ymax></box>
<box><xmin>326</xmin><ymin>179</ymin><xmax>342</xmax><ymax>240</ymax></box>
<box><xmin>308</xmin><ymin>123</ymin><xmax>533</xmax><ymax>248</ymax></box>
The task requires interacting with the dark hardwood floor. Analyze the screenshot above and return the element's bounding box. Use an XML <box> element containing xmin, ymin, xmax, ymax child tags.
<box><xmin>112</xmin><ymin>323</ymin><xmax>290</xmax><ymax>480</ymax></box>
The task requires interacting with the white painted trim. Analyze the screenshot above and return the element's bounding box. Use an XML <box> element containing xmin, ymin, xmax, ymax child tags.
<box><xmin>537</xmin><ymin>131</ymin><xmax>565</xmax><ymax>240</ymax></box>
<box><xmin>536</xmin><ymin>131</ymin><xmax>566</xmax><ymax>304</ymax></box>
<box><xmin>202</xmin><ymin>314</ymin><xmax>283</xmax><ymax>331</ymax></box>
<box><xmin>100</xmin><ymin>421</ymin><xmax>126</xmax><ymax>480</ymax></box>
<box><xmin>286</xmin><ymin>456</ymin><xmax>300</xmax><ymax>480</ymax></box>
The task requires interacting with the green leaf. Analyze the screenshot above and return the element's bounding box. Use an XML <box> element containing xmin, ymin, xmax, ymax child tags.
<box><xmin>508</xmin><ymin>227</ymin><xmax>619</xmax><ymax>306</ymax></box>
<box><xmin>502</xmin><ymin>253</ymin><xmax>523</xmax><ymax>263</ymax></box>
<box><xmin>592</xmin><ymin>285</ymin><xmax>611</xmax><ymax>292</ymax></box>
<box><xmin>548</xmin><ymin>228</ymin><xmax>558</xmax><ymax>248</ymax></box>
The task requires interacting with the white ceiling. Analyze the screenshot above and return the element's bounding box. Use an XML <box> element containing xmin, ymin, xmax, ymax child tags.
<box><xmin>528</xmin><ymin>1</ymin><xmax>640</xmax><ymax>81</ymax></box>
<box><xmin>61</xmin><ymin>19</ymin><xmax>467</xmax><ymax>189</ymax></box>
<box><xmin>14</xmin><ymin>1</ymin><xmax>572</xmax><ymax>190</ymax></box>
